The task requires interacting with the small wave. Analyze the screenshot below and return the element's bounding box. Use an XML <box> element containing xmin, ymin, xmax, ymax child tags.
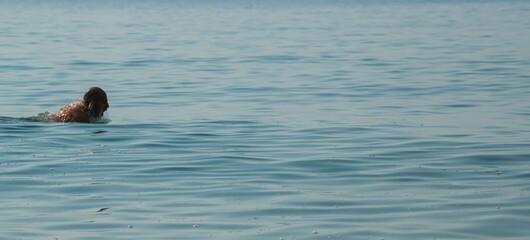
<box><xmin>1</xmin><ymin>112</ymin><xmax>57</xmax><ymax>123</ymax></box>
<box><xmin>1</xmin><ymin>112</ymin><xmax>111</xmax><ymax>124</ymax></box>
<box><xmin>30</xmin><ymin>111</ymin><xmax>57</xmax><ymax>122</ymax></box>
<box><xmin>0</xmin><ymin>116</ymin><xmax>21</xmax><ymax>123</ymax></box>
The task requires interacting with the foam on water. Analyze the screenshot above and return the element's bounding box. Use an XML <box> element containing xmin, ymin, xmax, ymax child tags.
<box><xmin>90</xmin><ymin>112</ymin><xmax>112</xmax><ymax>124</ymax></box>
<box><xmin>23</xmin><ymin>111</ymin><xmax>58</xmax><ymax>122</ymax></box>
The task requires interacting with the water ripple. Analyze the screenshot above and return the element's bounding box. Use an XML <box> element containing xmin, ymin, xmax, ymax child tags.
<box><xmin>2</xmin><ymin>1</ymin><xmax>530</xmax><ymax>239</ymax></box>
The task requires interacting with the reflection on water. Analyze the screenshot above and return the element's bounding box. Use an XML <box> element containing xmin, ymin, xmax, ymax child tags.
<box><xmin>1</xmin><ymin>0</ymin><xmax>530</xmax><ymax>239</ymax></box>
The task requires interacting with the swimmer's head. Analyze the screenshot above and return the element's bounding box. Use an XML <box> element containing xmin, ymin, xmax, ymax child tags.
<box><xmin>83</xmin><ymin>87</ymin><xmax>109</xmax><ymax>118</ymax></box>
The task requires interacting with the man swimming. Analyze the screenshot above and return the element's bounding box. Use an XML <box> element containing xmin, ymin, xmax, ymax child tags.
<box><xmin>55</xmin><ymin>87</ymin><xmax>109</xmax><ymax>123</ymax></box>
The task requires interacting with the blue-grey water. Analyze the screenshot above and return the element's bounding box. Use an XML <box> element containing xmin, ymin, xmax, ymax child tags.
<box><xmin>1</xmin><ymin>0</ymin><xmax>530</xmax><ymax>239</ymax></box>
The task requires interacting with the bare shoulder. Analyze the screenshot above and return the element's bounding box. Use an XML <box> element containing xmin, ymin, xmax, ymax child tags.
<box><xmin>55</xmin><ymin>100</ymin><xmax>90</xmax><ymax>123</ymax></box>
<box><xmin>55</xmin><ymin>87</ymin><xmax>109</xmax><ymax>123</ymax></box>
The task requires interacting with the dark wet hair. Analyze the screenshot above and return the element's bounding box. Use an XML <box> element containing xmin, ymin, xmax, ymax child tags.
<box><xmin>83</xmin><ymin>87</ymin><xmax>109</xmax><ymax>118</ymax></box>
<box><xmin>84</xmin><ymin>87</ymin><xmax>107</xmax><ymax>103</ymax></box>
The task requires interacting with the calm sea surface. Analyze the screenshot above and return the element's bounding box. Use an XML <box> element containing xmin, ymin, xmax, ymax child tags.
<box><xmin>1</xmin><ymin>0</ymin><xmax>530</xmax><ymax>239</ymax></box>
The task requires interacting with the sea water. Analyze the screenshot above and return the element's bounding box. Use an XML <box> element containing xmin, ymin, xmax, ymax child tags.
<box><xmin>1</xmin><ymin>0</ymin><xmax>530</xmax><ymax>239</ymax></box>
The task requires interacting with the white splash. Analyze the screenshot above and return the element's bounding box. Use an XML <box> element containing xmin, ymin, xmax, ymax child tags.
<box><xmin>90</xmin><ymin>112</ymin><xmax>112</xmax><ymax>124</ymax></box>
